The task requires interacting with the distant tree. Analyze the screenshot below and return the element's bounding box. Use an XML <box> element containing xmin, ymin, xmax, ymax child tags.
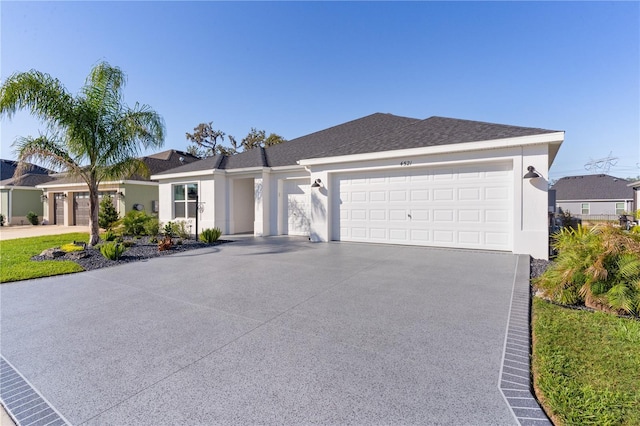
<box><xmin>264</xmin><ymin>132</ymin><xmax>287</xmax><ymax>147</ymax></box>
<box><xmin>185</xmin><ymin>122</ymin><xmax>228</xmax><ymax>158</ymax></box>
<box><xmin>0</xmin><ymin>61</ymin><xmax>165</xmax><ymax>246</ymax></box>
<box><xmin>186</xmin><ymin>122</ymin><xmax>287</xmax><ymax>157</ymax></box>
<box><xmin>240</xmin><ymin>128</ymin><xmax>286</xmax><ymax>151</ymax></box>
<box><xmin>98</xmin><ymin>194</ymin><xmax>119</xmax><ymax>230</ymax></box>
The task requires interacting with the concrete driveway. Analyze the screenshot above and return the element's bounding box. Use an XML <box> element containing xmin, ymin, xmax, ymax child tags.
<box><xmin>1</xmin><ymin>237</ymin><xmax>533</xmax><ymax>425</ymax></box>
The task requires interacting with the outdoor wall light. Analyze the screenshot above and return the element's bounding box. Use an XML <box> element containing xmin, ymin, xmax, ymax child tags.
<box><xmin>116</xmin><ymin>191</ymin><xmax>125</xmax><ymax>199</ymax></box>
<box><xmin>311</xmin><ymin>178</ymin><xmax>322</xmax><ymax>188</ymax></box>
<box><xmin>40</xmin><ymin>194</ymin><xmax>48</xmax><ymax>202</ymax></box>
<box><xmin>523</xmin><ymin>166</ymin><xmax>541</xmax><ymax>179</ymax></box>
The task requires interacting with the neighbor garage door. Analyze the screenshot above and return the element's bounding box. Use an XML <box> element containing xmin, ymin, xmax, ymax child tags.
<box><xmin>74</xmin><ymin>192</ymin><xmax>90</xmax><ymax>225</ymax></box>
<box><xmin>332</xmin><ymin>162</ymin><xmax>512</xmax><ymax>251</ymax></box>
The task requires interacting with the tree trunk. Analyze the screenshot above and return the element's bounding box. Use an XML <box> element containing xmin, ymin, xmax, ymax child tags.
<box><xmin>88</xmin><ymin>181</ymin><xmax>100</xmax><ymax>246</ymax></box>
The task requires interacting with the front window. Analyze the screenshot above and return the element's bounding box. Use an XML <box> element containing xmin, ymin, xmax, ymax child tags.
<box><xmin>615</xmin><ymin>202</ymin><xmax>625</xmax><ymax>215</ymax></box>
<box><xmin>173</xmin><ymin>183</ymin><xmax>198</xmax><ymax>218</ymax></box>
<box><xmin>581</xmin><ymin>203</ymin><xmax>590</xmax><ymax>215</ymax></box>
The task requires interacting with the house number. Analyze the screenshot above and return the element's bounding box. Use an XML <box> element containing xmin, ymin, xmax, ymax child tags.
<box><xmin>400</xmin><ymin>160</ymin><xmax>412</xmax><ymax>166</ymax></box>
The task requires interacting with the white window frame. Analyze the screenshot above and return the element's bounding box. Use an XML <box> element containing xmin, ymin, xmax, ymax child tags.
<box><xmin>173</xmin><ymin>183</ymin><xmax>198</xmax><ymax>219</ymax></box>
<box><xmin>615</xmin><ymin>202</ymin><xmax>625</xmax><ymax>215</ymax></box>
<box><xmin>581</xmin><ymin>203</ymin><xmax>590</xmax><ymax>215</ymax></box>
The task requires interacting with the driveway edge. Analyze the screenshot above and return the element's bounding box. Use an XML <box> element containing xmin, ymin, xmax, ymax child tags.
<box><xmin>498</xmin><ymin>254</ymin><xmax>552</xmax><ymax>426</ymax></box>
<box><xmin>0</xmin><ymin>356</ymin><xmax>70</xmax><ymax>426</ymax></box>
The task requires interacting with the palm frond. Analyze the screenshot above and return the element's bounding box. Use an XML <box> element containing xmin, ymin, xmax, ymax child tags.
<box><xmin>0</xmin><ymin>70</ymin><xmax>74</xmax><ymax>123</ymax></box>
<box><xmin>13</xmin><ymin>134</ymin><xmax>80</xmax><ymax>177</ymax></box>
<box><xmin>606</xmin><ymin>283</ymin><xmax>635</xmax><ymax>314</ymax></box>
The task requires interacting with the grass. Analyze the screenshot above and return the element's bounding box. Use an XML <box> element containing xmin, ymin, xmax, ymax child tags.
<box><xmin>532</xmin><ymin>297</ymin><xmax>640</xmax><ymax>425</ymax></box>
<box><xmin>0</xmin><ymin>233</ymin><xmax>88</xmax><ymax>283</ymax></box>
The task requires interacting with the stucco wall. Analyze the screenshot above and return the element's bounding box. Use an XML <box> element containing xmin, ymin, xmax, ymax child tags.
<box><xmin>122</xmin><ymin>183</ymin><xmax>158</xmax><ymax>216</ymax></box>
<box><xmin>2</xmin><ymin>188</ymin><xmax>44</xmax><ymax>225</ymax></box>
<box><xmin>231</xmin><ymin>178</ymin><xmax>254</xmax><ymax>234</ymax></box>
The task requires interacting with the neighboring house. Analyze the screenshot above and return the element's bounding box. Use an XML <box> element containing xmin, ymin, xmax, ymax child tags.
<box><xmin>37</xmin><ymin>150</ymin><xmax>199</xmax><ymax>226</ymax></box>
<box><xmin>0</xmin><ymin>160</ymin><xmax>54</xmax><ymax>225</ymax></box>
<box><xmin>551</xmin><ymin>174</ymin><xmax>635</xmax><ymax>217</ymax></box>
<box><xmin>153</xmin><ymin>113</ymin><xmax>564</xmax><ymax>259</ymax></box>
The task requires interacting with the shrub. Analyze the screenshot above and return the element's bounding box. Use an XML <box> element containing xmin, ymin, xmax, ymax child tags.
<box><xmin>535</xmin><ymin>224</ymin><xmax>640</xmax><ymax>316</ymax></box>
<box><xmin>99</xmin><ymin>242</ymin><xmax>126</xmax><ymax>260</ymax></box>
<box><xmin>144</xmin><ymin>217</ymin><xmax>160</xmax><ymax>237</ymax></box>
<box><xmin>162</xmin><ymin>221</ymin><xmax>174</xmax><ymax>238</ymax></box>
<box><xmin>171</xmin><ymin>220</ymin><xmax>190</xmax><ymax>239</ymax></box>
<box><xmin>26</xmin><ymin>211</ymin><xmax>38</xmax><ymax>225</ymax></box>
<box><xmin>98</xmin><ymin>195</ymin><xmax>119</xmax><ymax>230</ymax></box>
<box><xmin>0</xmin><ymin>213</ymin><xmax>5</xmax><ymax>226</ymax></box>
<box><xmin>103</xmin><ymin>230</ymin><xmax>117</xmax><ymax>241</ymax></box>
<box><xmin>60</xmin><ymin>243</ymin><xmax>84</xmax><ymax>253</ymax></box>
<box><xmin>121</xmin><ymin>240</ymin><xmax>136</xmax><ymax>248</ymax></box>
<box><xmin>200</xmin><ymin>227</ymin><xmax>222</xmax><ymax>243</ymax></box>
<box><xmin>120</xmin><ymin>210</ymin><xmax>150</xmax><ymax>236</ymax></box>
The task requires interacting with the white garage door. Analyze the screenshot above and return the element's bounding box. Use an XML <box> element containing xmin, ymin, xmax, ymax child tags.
<box><xmin>332</xmin><ymin>163</ymin><xmax>513</xmax><ymax>251</ymax></box>
<box><xmin>283</xmin><ymin>179</ymin><xmax>311</xmax><ymax>236</ymax></box>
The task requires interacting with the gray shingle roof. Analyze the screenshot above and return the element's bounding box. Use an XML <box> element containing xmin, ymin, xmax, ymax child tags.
<box><xmin>305</xmin><ymin>116</ymin><xmax>559</xmax><ymax>159</ymax></box>
<box><xmin>154</xmin><ymin>113</ymin><xmax>560</xmax><ymax>176</ymax></box>
<box><xmin>41</xmin><ymin>149</ymin><xmax>200</xmax><ymax>185</ymax></box>
<box><xmin>0</xmin><ymin>159</ymin><xmax>51</xmax><ymax>180</ymax></box>
<box><xmin>264</xmin><ymin>113</ymin><xmax>420</xmax><ymax>167</ymax></box>
<box><xmin>551</xmin><ymin>174</ymin><xmax>634</xmax><ymax>200</ymax></box>
<box><xmin>0</xmin><ymin>173</ymin><xmax>55</xmax><ymax>187</ymax></box>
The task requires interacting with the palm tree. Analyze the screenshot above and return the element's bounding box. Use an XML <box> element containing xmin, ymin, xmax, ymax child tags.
<box><xmin>0</xmin><ymin>61</ymin><xmax>165</xmax><ymax>245</ymax></box>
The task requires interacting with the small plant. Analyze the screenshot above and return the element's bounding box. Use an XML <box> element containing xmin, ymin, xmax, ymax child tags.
<box><xmin>98</xmin><ymin>195</ymin><xmax>119</xmax><ymax>230</ymax></box>
<box><xmin>163</xmin><ymin>222</ymin><xmax>174</xmax><ymax>238</ymax></box>
<box><xmin>158</xmin><ymin>236</ymin><xmax>172</xmax><ymax>251</ymax></box>
<box><xmin>150</xmin><ymin>236</ymin><xmax>158</xmax><ymax>244</ymax></box>
<box><xmin>26</xmin><ymin>211</ymin><xmax>38</xmax><ymax>225</ymax></box>
<box><xmin>172</xmin><ymin>220</ymin><xmax>190</xmax><ymax>239</ymax></box>
<box><xmin>103</xmin><ymin>230</ymin><xmax>117</xmax><ymax>241</ymax></box>
<box><xmin>176</xmin><ymin>239</ymin><xmax>183</xmax><ymax>245</ymax></box>
<box><xmin>200</xmin><ymin>227</ymin><xmax>222</xmax><ymax>243</ymax></box>
<box><xmin>144</xmin><ymin>217</ymin><xmax>160</xmax><ymax>237</ymax></box>
<box><xmin>121</xmin><ymin>240</ymin><xmax>136</xmax><ymax>248</ymax></box>
<box><xmin>0</xmin><ymin>213</ymin><xmax>5</xmax><ymax>226</ymax></box>
<box><xmin>99</xmin><ymin>242</ymin><xmax>126</xmax><ymax>260</ymax></box>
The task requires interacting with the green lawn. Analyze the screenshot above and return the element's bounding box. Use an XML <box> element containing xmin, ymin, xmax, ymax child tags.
<box><xmin>532</xmin><ymin>297</ymin><xmax>640</xmax><ymax>426</ymax></box>
<box><xmin>0</xmin><ymin>233</ymin><xmax>89</xmax><ymax>283</ymax></box>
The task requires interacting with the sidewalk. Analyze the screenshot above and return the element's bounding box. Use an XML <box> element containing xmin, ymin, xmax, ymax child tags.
<box><xmin>0</xmin><ymin>225</ymin><xmax>90</xmax><ymax>241</ymax></box>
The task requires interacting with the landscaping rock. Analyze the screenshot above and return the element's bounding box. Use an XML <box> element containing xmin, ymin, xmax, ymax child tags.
<box><xmin>38</xmin><ymin>248</ymin><xmax>66</xmax><ymax>259</ymax></box>
<box><xmin>66</xmin><ymin>251</ymin><xmax>90</xmax><ymax>260</ymax></box>
<box><xmin>32</xmin><ymin>236</ymin><xmax>231</xmax><ymax>272</ymax></box>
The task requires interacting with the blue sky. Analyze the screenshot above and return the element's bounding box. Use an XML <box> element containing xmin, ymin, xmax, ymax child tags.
<box><xmin>1</xmin><ymin>1</ymin><xmax>638</xmax><ymax>181</ymax></box>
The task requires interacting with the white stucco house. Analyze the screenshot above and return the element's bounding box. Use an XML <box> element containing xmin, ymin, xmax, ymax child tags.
<box><xmin>152</xmin><ymin>113</ymin><xmax>564</xmax><ymax>259</ymax></box>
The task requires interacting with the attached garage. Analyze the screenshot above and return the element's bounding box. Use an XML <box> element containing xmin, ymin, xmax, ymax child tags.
<box><xmin>332</xmin><ymin>162</ymin><xmax>512</xmax><ymax>251</ymax></box>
